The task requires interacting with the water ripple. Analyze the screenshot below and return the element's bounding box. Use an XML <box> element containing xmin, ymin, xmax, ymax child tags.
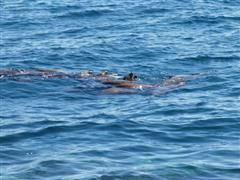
<box><xmin>1</xmin><ymin>0</ymin><xmax>240</xmax><ymax>179</ymax></box>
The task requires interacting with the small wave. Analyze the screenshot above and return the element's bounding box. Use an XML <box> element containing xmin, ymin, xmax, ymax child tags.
<box><xmin>1</xmin><ymin>20</ymin><xmax>46</xmax><ymax>28</ymax></box>
<box><xmin>187</xmin><ymin>117</ymin><xmax>238</xmax><ymax>126</ymax></box>
<box><xmin>0</xmin><ymin>114</ymin><xmax>20</xmax><ymax>119</ymax></box>
<box><xmin>140</xmin><ymin>8</ymin><xmax>170</xmax><ymax>14</ymax></box>
<box><xmin>178</xmin><ymin>117</ymin><xmax>239</xmax><ymax>132</ymax></box>
<box><xmin>57</xmin><ymin>9</ymin><xmax>113</xmax><ymax>19</ymax></box>
<box><xmin>27</xmin><ymin>159</ymin><xmax>78</xmax><ymax>179</ymax></box>
<box><xmin>189</xmin><ymin>16</ymin><xmax>223</xmax><ymax>24</ymax></box>
<box><xmin>176</xmin><ymin>55</ymin><xmax>240</xmax><ymax>62</ymax></box>
<box><xmin>59</xmin><ymin>27</ymin><xmax>89</xmax><ymax>35</ymax></box>
<box><xmin>173</xmin><ymin>15</ymin><xmax>240</xmax><ymax>25</ymax></box>
<box><xmin>0</xmin><ymin>120</ymin><xmax>65</xmax><ymax>131</ymax></box>
<box><xmin>229</xmin><ymin>87</ymin><xmax>240</xmax><ymax>97</ymax></box>
<box><xmin>217</xmin><ymin>15</ymin><xmax>240</xmax><ymax>21</ymax></box>
<box><xmin>99</xmin><ymin>173</ymin><xmax>156</xmax><ymax>180</ymax></box>
<box><xmin>38</xmin><ymin>159</ymin><xmax>67</xmax><ymax>168</ymax></box>
<box><xmin>0</xmin><ymin>122</ymin><xmax>100</xmax><ymax>144</ymax></box>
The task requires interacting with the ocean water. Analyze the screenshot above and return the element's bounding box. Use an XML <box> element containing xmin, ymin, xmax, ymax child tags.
<box><xmin>0</xmin><ymin>0</ymin><xmax>240</xmax><ymax>179</ymax></box>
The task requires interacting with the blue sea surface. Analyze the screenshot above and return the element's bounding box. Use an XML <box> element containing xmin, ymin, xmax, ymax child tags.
<box><xmin>1</xmin><ymin>0</ymin><xmax>240</xmax><ymax>179</ymax></box>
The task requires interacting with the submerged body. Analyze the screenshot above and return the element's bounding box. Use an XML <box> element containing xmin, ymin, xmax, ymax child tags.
<box><xmin>0</xmin><ymin>68</ymin><xmax>202</xmax><ymax>95</ymax></box>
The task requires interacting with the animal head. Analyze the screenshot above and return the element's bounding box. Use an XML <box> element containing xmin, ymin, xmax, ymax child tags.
<box><xmin>80</xmin><ymin>70</ymin><xmax>94</xmax><ymax>77</ymax></box>
<box><xmin>123</xmin><ymin>72</ymin><xmax>138</xmax><ymax>81</ymax></box>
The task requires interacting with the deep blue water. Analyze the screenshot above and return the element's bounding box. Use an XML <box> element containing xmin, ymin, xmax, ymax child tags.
<box><xmin>1</xmin><ymin>0</ymin><xmax>240</xmax><ymax>179</ymax></box>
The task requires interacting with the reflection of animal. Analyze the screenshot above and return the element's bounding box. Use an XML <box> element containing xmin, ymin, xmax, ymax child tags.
<box><xmin>0</xmin><ymin>68</ymin><xmax>202</xmax><ymax>95</ymax></box>
<box><xmin>0</xmin><ymin>68</ymin><xmax>67</xmax><ymax>78</ymax></box>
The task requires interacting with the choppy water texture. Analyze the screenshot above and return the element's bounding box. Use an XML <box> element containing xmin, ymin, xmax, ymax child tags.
<box><xmin>1</xmin><ymin>0</ymin><xmax>240</xmax><ymax>179</ymax></box>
